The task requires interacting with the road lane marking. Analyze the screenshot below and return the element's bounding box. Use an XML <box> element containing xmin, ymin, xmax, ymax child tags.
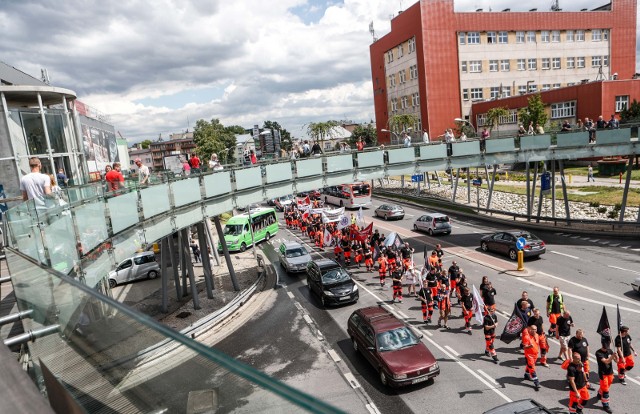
<box><xmin>303</xmin><ymin>315</ymin><xmax>313</xmax><ymax>325</ymax></box>
<box><xmin>477</xmin><ymin>369</ymin><xmax>499</xmax><ymax>386</ymax></box>
<box><xmin>355</xmin><ymin>279</ymin><xmax>512</xmax><ymax>403</ymax></box>
<box><xmin>328</xmin><ymin>349</ymin><xmax>342</xmax><ymax>363</ymax></box>
<box><xmin>632</xmin><ymin>248</ymin><xmax>640</xmax><ymax>252</ymax></box>
<box><xmin>366</xmin><ymin>403</ymin><xmax>382</xmax><ymax>414</ymax></box>
<box><xmin>570</xmin><ymin>236</ymin><xmax>580</xmax><ymax>239</ymax></box>
<box><xmin>537</xmin><ymin>271</ymin><xmax>640</xmax><ymax>308</ymax></box>
<box><xmin>286</xmin><ymin>291</ymin><xmax>295</xmax><ymax>299</ymax></box>
<box><xmin>550</xmin><ymin>251</ymin><xmax>579</xmax><ymax>259</ymax></box>
<box><xmin>397</xmin><ymin>310</ymin><xmax>409</xmax><ymax>319</ymax></box>
<box><xmin>580</xmin><ymin>237</ymin><xmax>590</xmax><ymax>240</ymax></box>
<box><xmin>600</xmin><ymin>241</ymin><xmax>610</xmax><ymax>245</ymax></box>
<box><xmin>343</xmin><ymin>372</ymin><xmax>361</xmax><ymax>389</ymax></box>
<box><xmin>608</xmin><ymin>265</ymin><xmax>640</xmax><ymax>275</ymax></box>
<box><xmin>621</xmin><ymin>246</ymin><xmax>631</xmax><ymax>249</ymax></box>
<box><xmin>589</xmin><ymin>239</ymin><xmax>600</xmax><ymax>242</ymax></box>
<box><xmin>424</xmin><ymin>330</ymin><xmax>433</xmax><ymax>337</ymax></box>
<box><xmin>444</xmin><ymin>345</ymin><xmax>459</xmax><ymax>356</ymax></box>
<box><xmin>609</xmin><ymin>243</ymin><xmax>620</xmax><ymax>247</ymax></box>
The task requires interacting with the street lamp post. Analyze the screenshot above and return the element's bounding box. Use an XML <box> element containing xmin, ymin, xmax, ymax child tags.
<box><xmin>382</xmin><ymin>128</ymin><xmax>412</xmax><ymax>146</ymax></box>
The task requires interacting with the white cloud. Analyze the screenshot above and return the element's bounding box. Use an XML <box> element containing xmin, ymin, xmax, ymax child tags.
<box><xmin>3</xmin><ymin>0</ymin><xmax>638</xmax><ymax>142</ymax></box>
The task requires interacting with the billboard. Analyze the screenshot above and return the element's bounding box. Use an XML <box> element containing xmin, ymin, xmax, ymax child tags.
<box><xmin>80</xmin><ymin>117</ymin><xmax>118</xmax><ymax>173</ymax></box>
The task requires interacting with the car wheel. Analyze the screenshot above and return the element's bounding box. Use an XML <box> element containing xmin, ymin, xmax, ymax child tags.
<box><xmin>265</xmin><ymin>232</ymin><xmax>270</xmax><ymax>241</ymax></box>
<box><xmin>384</xmin><ymin>214</ymin><xmax>388</xmax><ymax>221</ymax></box>
<box><xmin>413</xmin><ymin>224</ymin><xmax>418</xmax><ymax>231</ymax></box>
<box><xmin>148</xmin><ymin>270</ymin><xmax>158</xmax><ymax>279</ymax></box>
<box><xmin>428</xmin><ymin>228</ymin><xmax>433</xmax><ymax>236</ymax></box>
<box><xmin>481</xmin><ymin>241</ymin><xmax>489</xmax><ymax>252</ymax></box>
<box><xmin>240</xmin><ymin>243</ymin><xmax>247</xmax><ymax>252</ymax></box>
<box><xmin>352</xmin><ymin>337</ymin><xmax>359</xmax><ymax>353</ymax></box>
<box><xmin>508</xmin><ymin>249</ymin><xmax>518</xmax><ymax>261</ymax></box>
<box><xmin>379</xmin><ymin>369</ymin><xmax>388</xmax><ymax>387</ymax></box>
<box><xmin>109</xmin><ymin>279</ymin><xmax>117</xmax><ymax>289</ymax></box>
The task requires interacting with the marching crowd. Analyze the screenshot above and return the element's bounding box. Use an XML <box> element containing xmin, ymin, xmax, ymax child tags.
<box><xmin>284</xmin><ymin>200</ymin><xmax>635</xmax><ymax>414</ymax></box>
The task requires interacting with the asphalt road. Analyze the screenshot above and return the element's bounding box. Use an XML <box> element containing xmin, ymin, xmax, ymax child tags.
<box><xmin>218</xmin><ymin>198</ymin><xmax>640</xmax><ymax>414</ymax></box>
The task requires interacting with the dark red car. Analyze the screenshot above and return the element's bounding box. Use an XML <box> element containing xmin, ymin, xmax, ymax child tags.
<box><xmin>347</xmin><ymin>306</ymin><xmax>440</xmax><ymax>387</ymax></box>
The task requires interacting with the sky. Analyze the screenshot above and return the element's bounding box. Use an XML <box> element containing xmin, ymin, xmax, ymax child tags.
<box><xmin>2</xmin><ymin>0</ymin><xmax>638</xmax><ymax>143</ymax></box>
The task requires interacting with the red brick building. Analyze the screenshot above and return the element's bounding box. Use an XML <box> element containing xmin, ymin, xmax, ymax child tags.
<box><xmin>369</xmin><ymin>0</ymin><xmax>637</xmax><ymax>143</ymax></box>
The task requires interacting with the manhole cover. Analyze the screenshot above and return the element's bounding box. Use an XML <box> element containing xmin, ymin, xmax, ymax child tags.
<box><xmin>176</xmin><ymin>311</ymin><xmax>192</xmax><ymax>319</ymax></box>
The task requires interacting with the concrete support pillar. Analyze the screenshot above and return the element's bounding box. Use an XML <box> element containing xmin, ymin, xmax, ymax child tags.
<box><xmin>167</xmin><ymin>233</ymin><xmax>183</xmax><ymax>299</ymax></box>
<box><xmin>551</xmin><ymin>161</ymin><xmax>556</xmax><ymax>219</ymax></box>
<box><xmin>559</xmin><ymin>160</ymin><xmax>571</xmax><ymax>225</ymax></box>
<box><xmin>181</xmin><ymin>228</ymin><xmax>200</xmax><ymax>310</ymax></box>
<box><xmin>525</xmin><ymin>162</ymin><xmax>531</xmax><ymax>221</ymax></box>
<box><xmin>619</xmin><ymin>155</ymin><xmax>634</xmax><ymax>222</ymax></box>
<box><xmin>160</xmin><ymin>237</ymin><xmax>169</xmax><ymax>313</ymax></box>
<box><xmin>452</xmin><ymin>169</ymin><xmax>460</xmax><ymax>202</ymax></box>
<box><xmin>196</xmin><ymin>221</ymin><xmax>214</xmax><ymax>298</ymax></box>
<box><xmin>486</xmin><ymin>165</ymin><xmax>497</xmax><ymax>210</ymax></box>
<box><xmin>213</xmin><ymin>216</ymin><xmax>240</xmax><ymax>291</ymax></box>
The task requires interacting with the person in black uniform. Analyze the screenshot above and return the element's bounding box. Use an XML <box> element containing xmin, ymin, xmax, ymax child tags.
<box><xmin>460</xmin><ymin>287</ymin><xmax>474</xmax><ymax>335</ymax></box>
<box><xmin>448</xmin><ymin>261</ymin><xmax>460</xmax><ymax>299</ymax></box>
<box><xmin>391</xmin><ymin>270</ymin><xmax>403</xmax><ymax>303</ymax></box>
<box><xmin>567</xmin><ymin>352</ymin><xmax>590</xmax><ymax>414</ymax></box>
<box><xmin>417</xmin><ymin>280</ymin><xmax>433</xmax><ymax>324</ymax></box>
<box><xmin>615</xmin><ymin>325</ymin><xmax>637</xmax><ymax>385</ymax></box>
<box><xmin>595</xmin><ymin>337</ymin><xmax>617</xmax><ymax>414</ymax></box>
<box><xmin>568</xmin><ymin>329</ymin><xmax>593</xmax><ymax>390</ymax></box>
<box><xmin>483</xmin><ymin>306</ymin><xmax>499</xmax><ymax>363</ymax></box>
<box><xmin>482</xmin><ymin>281</ymin><xmax>497</xmax><ymax>315</ymax></box>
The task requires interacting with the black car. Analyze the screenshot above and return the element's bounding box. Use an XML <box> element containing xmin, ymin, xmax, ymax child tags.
<box><xmin>480</xmin><ymin>230</ymin><xmax>546</xmax><ymax>261</ymax></box>
<box><xmin>306</xmin><ymin>258</ymin><xmax>359</xmax><ymax>307</ymax></box>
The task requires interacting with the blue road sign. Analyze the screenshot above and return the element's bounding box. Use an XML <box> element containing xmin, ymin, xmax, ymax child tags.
<box><xmin>541</xmin><ymin>172</ymin><xmax>551</xmax><ymax>194</ymax></box>
<box><xmin>516</xmin><ymin>237</ymin><xmax>526</xmax><ymax>250</ymax></box>
<box><xmin>411</xmin><ymin>174</ymin><xmax>424</xmax><ymax>182</ymax></box>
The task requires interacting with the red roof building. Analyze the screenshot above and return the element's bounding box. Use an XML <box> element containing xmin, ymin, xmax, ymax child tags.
<box><xmin>369</xmin><ymin>0</ymin><xmax>637</xmax><ymax>143</ymax></box>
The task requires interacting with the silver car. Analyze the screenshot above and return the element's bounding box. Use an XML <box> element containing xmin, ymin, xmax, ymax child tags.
<box><xmin>631</xmin><ymin>277</ymin><xmax>640</xmax><ymax>294</ymax></box>
<box><xmin>108</xmin><ymin>251</ymin><xmax>160</xmax><ymax>288</ymax></box>
<box><xmin>374</xmin><ymin>204</ymin><xmax>405</xmax><ymax>220</ymax></box>
<box><xmin>279</xmin><ymin>241</ymin><xmax>312</xmax><ymax>273</ymax></box>
<box><xmin>413</xmin><ymin>213</ymin><xmax>452</xmax><ymax>235</ymax></box>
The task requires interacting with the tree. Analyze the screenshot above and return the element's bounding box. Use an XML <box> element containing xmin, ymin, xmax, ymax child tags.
<box><xmin>485</xmin><ymin>107</ymin><xmax>510</xmax><ymax>136</ymax></box>
<box><xmin>306</xmin><ymin>120</ymin><xmax>340</xmax><ymax>152</ymax></box>
<box><xmin>348</xmin><ymin>123</ymin><xmax>377</xmax><ymax>147</ymax></box>
<box><xmin>263</xmin><ymin>120</ymin><xmax>293</xmax><ymax>151</ymax></box>
<box><xmin>388</xmin><ymin>114</ymin><xmax>419</xmax><ymax>134</ymax></box>
<box><xmin>193</xmin><ymin>118</ymin><xmax>238</xmax><ymax>165</ymax></box>
<box><xmin>620</xmin><ymin>99</ymin><xmax>640</xmax><ymax>123</ymax></box>
<box><xmin>140</xmin><ymin>139</ymin><xmax>152</xmax><ymax>149</ymax></box>
<box><xmin>517</xmin><ymin>94</ymin><xmax>548</xmax><ymax>131</ymax></box>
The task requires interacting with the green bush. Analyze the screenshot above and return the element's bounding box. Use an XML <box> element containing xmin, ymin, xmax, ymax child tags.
<box><xmin>589</xmin><ymin>201</ymin><xmax>600</xmax><ymax>207</ymax></box>
<box><xmin>597</xmin><ymin>206</ymin><xmax>607</xmax><ymax>214</ymax></box>
<box><xmin>614</xmin><ymin>203</ymin><xmax>622</xmax><ymax>211</ymax></box>
<box><xmin>607</xmin><ymin>210</ymin><xmax>619</xmax><ymax>219</ymax></box>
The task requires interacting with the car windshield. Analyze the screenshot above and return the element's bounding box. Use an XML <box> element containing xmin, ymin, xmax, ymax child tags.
<box><xmin>390</xmin><ymin>205</ymin><xmax>401</xmax><ymax>210</ymax></box>
<box><xmin>376</xmin><ymin>327</ymin><xmax>420</xmax><ymax>352</ymax></box>
<box><xmin>518</xmin><ymin>232</ymin><xmax>540</xmax><ymax>240</ymax></box>
<box><xmin>434</xmin><ymin>216</ymin><xmax>449</xmax><ymax>223</ymax></box>
<box><xmin>286</xmin><ymin>247</ymin><xmax>308</xmax><ymax>258</ymax></box>
<box><xmin>321</xmin><ymin>268</ymin><xmax>350</xmax><ymax>285</ymax></box>
<box><xmin>224</xmin><ymin>224</ymin><xmax>244</xmax><ymax>236</ymax></box>
<box><xmin>352</xmin><ymin>184</ymin><xmax>370</xmax><ymax>196</ymax></box>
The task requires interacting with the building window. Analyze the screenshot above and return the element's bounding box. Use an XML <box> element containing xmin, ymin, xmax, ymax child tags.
<box><xmin>401</xmin><ymin>96</ymin><xmax>409</xmax><ymax>109</ymax></box>
<box><xmin>541</xmin><ymin>84</ymin><xmax>551</xmax><ymax>91</ymax></box>
<box><xmin>541</xmin><ymin>31</ymin><xmax>550</xmax><ymax>42</ymax></box>
<box><xmin>603</xmin><ymin>55</ymin><xmax>609</xmax><ymax>66</ymax></box>
<box><xmin>489</xmin><ymin>60</ymin><xmax>498</xmax><ymax>72</ymax></box>
<box><xmin>552</xmin><ymin>57</ymin><xmax>561</xmax><ymax>70</ymax></box>
<box><xmin>541</xmin><ymin>58</ymin><xmax>550</xmax><ymax>70</ymax></box>
<box><xmin>490</xmin><ymin>87</ymin><xmax>500</xmax><ymax>99</ymax></box>
<box><xmin>518</xmin><ymin>85</ymin><xmax>527</xmax><ymax>95</ymax></box>
<box><xmin>566</xmin><ymin>30</ymin><xmax>574</xmax><ymax>42</ymax></box>
<box><xmin>461</xmin><ymin>61</ymin><xmax>467</xmax><ymax>73</ymax></box>
<box><xmin>462</xmin><ymin>89</ymin><xmax>469</xmax><ymax>101</ymax></box>
<box><xmin>516</xmin><ymin>31</ymin><xmax>525</xmax><ymax>43</ymax></box>
<box><xmin>487</xmin><ymin>32</ymin><xmax>497</xmax><ymax>44</ymax></box>
<box><xmin>391</xmin><ymin>98</ymin><xmax>398</xmax><ymax>112</ymax></box>
<box><xmin>399</xmin><ymin>69</ymin><xmax>406</xmax><ymax>83</ymax></box>
<box><xmin>498</xmin><ymin>31</ymin><xmax>508</xmax><ymax>44</ymax></box>
<box><xmin>591</xmin><ymin>56</ymin><xmax>602</xmax><ymax>67</ymax></box>
<box><xmin>567</xmin><ymin>57</ymin><xmax>575</xmax><ymax>69</ymax></box>
<box><xmin>603</xmin><ymin>30</ymin><xmax>609</xmax><ymax>41</ymax></box>
<box><xmin>576</xmin><ymin>57</ymin><xmax>585</xmax><ymax>68</ymax></box>
<box><xmin>615</xmin><ymin>96</ymin><xmax>629</xmax><ymax>112</ymax></box>
<box><xmin>387</xmin><ymin>50</ymin><xmax>394</xmax><ymax>63</ymax></box>
<box><xmin>397</xmin><ymin>44</ymin><xmax>404</xmax><ymax>58</ymax></box>
<box><xmin>576</xmin><ymin>30</ymin><xmax>585</xmax><ymax>41</ymax></box>
<box><xmin>470</xmin><ymin>88</ymin><xmax>483</xmax><ymax>100</ymax></box>
<box><xmin>592</xmin><ymin>29</ymin><xmax>602</xmax><ymax>41</ymax></box>
<box><xmin>527</xmin><ymin>58</ymin><xmax>537</xmax><ymax>70</ymax></box>
<box><xmin>551</xmin><ymin>30</ymin><xmax>560</xmax><ymax>42</ymax></box>
<box><xmin>412</xmin><ymin>92</ymin><xmax>420</xmax><ymax>107</ymax></box>
<box><xmin>389</xmin><ymin>74</ymin><xmax>396</xmax><ymax>87</ymax></box>
<box><xmin>467</xmin><ymin>32</ymin><xmax>480</xmax><ymax>44</ymax></box>
<box><xmin>551</xmin><ymin>101</ymin><xmax>576</xmax><ymax>119</ymax></box>
<box><xmin>517</xmin><ymin>59</ymin><xmax>526</xmax><ymax>71</ymax></box>
<box><xmin>458</xmin><ymin>32</ymin><xmax>465</xmax><ymax>45</ymax></box>
<box><xmin>553</xmin><ymin>83</ymin><xmax>561</xmax><ymax>89</ymax></box>
<box><xmin>469</xmin><ymin>60</ymin><xmax>482</xmax><ymax>73</ymax></box>
<box><xmin>409</xmin><ymin>64</ymin><xmax>418</xmax><ymax>79</ymax></box>
<box><xmin>500</xmin><ymin>60</ymin><xmax>510</xmax><ymax>71</ymax></box>
<box><xmin>528</xmin><ymin>84</ymin><xmax>537</xmax><ymax>93</ymax></box>
<box><xmin>408</xmin><ymin>37</ymin><xmax>416</xmax><ymax>53</ymax></box>
<box><xmin>501</xmin><ymin>86</ymin><xmax>511</xmax><ymax>98</ymax></box>
<box><xmin>567</xmin><ymin>82</ymin><xmax>575</xmax><ymax>86</ymax></box>
<box><xmin>527</xmin><ymin>31</ymin><xmax>536</xmax><ymax>43</ymax></box>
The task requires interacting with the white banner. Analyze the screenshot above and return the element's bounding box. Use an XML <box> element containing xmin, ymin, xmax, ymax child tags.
<box><xmin>337</xmin><ymin>214</ymin><xmax>350</xmax><ymax>229</ymax></box>
<box><xmin>322</xmin><ymin>207</ymin><xmax>345</xmax><ymax>223</ymax></box>
<box><xmin>472</xmin><ymin>284</ymin><xmax>486</xmax><ymax>324</ymax></box>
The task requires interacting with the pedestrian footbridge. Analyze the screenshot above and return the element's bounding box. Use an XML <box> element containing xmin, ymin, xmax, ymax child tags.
<box><xmin>1</xmin><ymin>126</ymin><xmax>638</xmax><ymax>413</ymax></box>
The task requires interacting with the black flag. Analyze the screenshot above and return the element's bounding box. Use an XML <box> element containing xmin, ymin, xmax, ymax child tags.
<box><xmin>500</xmin><ymin>304</ymin><xmax>526</xmax><ymax>344</ymax></box>
<box><xmin>596</xmin><ymin>306</ymin><xmax>611</xmax><ymax>339</ymax></box>
<box><xmin>423</xmin><ymin>245</ymin><xmax>430</xmax><ymax>270</ymax></box>
<box><xmin>616</xmin><ymin>304</ymin><xmax>623</xmax><ymax>334</ymax></box>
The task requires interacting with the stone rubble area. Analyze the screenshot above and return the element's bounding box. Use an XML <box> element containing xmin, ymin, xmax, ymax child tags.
<box><xmin>382</xmin><ymin>179</ymin><xmax>640</xmax><ymax>221</ymax></box>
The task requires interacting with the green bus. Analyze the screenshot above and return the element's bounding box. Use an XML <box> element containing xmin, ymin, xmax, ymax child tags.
<box><xmin>218</xmin><ymin>207</ymin><xmax>279</xmax><ymax>252</ymax></box>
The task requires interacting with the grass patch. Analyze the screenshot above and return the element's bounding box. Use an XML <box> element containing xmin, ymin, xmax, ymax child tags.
<box><xmin>563</xmin><ymin>166</ymin><xmax>640</xmax><ymax>180</ymax></box>
<box><xmin>489</xmin><ymin>184</ymin><xmax>640</xmax><ymax>206</ymax></box>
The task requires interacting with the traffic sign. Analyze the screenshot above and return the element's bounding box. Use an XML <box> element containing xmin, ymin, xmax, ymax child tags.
<box><xmin>411</xmin><ymin>174</ymin><xmax>424</xmax><ymax>182</ymax></box>
<box><xmin>541</xmin><ymin>172</ymin><xmax>551</xmax><ymax>194</ymax></box>
<box><xmin>516</xmin><ymin>237</ymin><xmax>526</xmax><ymax>250</ymax></box>
<box><xmin>472</xmin><ymin>178</ymin><xmax>482</xmax><ymax>186</ymax></box>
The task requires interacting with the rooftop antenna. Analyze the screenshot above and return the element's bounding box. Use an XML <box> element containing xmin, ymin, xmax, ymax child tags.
<box><xmin>595</xmin><ymin>65</ymin><xmax>605</xmax><ymax>81</ymax></box>
<box><xmin>551</xmin><ymin>0</ymin><xmax>561</xmax><ymax>11</ymax></box>
<box><xmin>369</xmin><ymin>21</ymin><xmax>377</xmax><ymax>42</ymax></box>
<box><xmin>40</xmin><ymin>68</ymin><xmax>50</xmax><ymax>84</ymax></box>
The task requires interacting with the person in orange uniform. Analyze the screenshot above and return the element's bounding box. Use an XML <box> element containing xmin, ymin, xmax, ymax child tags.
<box><xmin>377</xmin><ymin>254</ymin><xmax>388</xmax><ymax>287</ymax></box>
<box><xmin>568</xmin><ymin>329</ymin><xmax>593</xmax><ymax>390</ymax></box>
<box><xmin>427</xmin><ymin>250</ymin><xmax>440</xmax><ymax>270</ymax></box>
<box><xmin>596</xmin><ymin>337</ymin><xmax>617</xmax><ymax>414</ymax></box>
<box><xmin>567</xmin><ymin>352</ymin><xmax>590</xmax><ymax>413</ymax></box>
<box><xmin>436</xmin><ymin>276</ymin><xmax>451</xmax><ymax>329</ymax></box>
<box><xmin>528</xmin><ymin>308</ymin><xmax>550</xmax><ymax>367</ymax></box>
<box><xmin>615</xmin><ymin>325</ymin><xmax>637</xmax><ymax>385</ymax></box>
<box><xmin>363</xmin><ymin>244</ymin><xmax>374</xmax><ymax>272</ymax></box>
<box><xmin>522</xmin><ymin>325</ymin><xmax>540</xmax><ymax>390</ymax></box>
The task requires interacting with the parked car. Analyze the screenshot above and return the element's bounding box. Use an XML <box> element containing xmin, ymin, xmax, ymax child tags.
<box><xmin>297</xmin><ymin>190</ymin><xmax>321</xmax><ymax>200</ymax></box>
<box><xmin>108</xmin><ymin>251</ymin><xmax>160</xmax><ymax>288</ymax></box>
<box><xmin>279</xmin><ymin>241</ymin><xmax>312</xmax><ymax>273</ymax></box>
<box><xmin>483</xmin><ymin>399</ymin><xmax>553</xmax><ymax>414</ymax></box>
<box><xmin>374</xmin><ymin>204</ymin><xmax>405</xmax><ymax>220</ymax></box>
<box><xmin>413</xmin><ymin>213</ymin><xmax>451</xmax><ymax>235</ymax></box>
<box><xmin>306</xmin><ymin>258</ymin><xmax>358</xmax><ymax>307</ymax></box>
<box><xmin>274</xmin><ymin>194</ymin><xmax>294</xmax><ymax>211</ymax></box>
<box><xmin>347</xmin><ymin>306</ymin><xmax>440</xmax><ymax>387</ymax></box>
<box><xmin>631</xmin><ymin>276</ymin><xmax>640</xmax><ymax>294</ymax></box>
<box><xmin>480</xmin><ymin>230</ymin><xmax>546</xmax><ymax>261</ymax></box>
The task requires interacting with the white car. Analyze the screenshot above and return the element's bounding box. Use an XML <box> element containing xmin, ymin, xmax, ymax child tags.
<box><xmin>108</xmin><ymin>251</ymin><xmax>160</xmax><ymax>288</ymax></box>
<box><xmin>413</xmin><ymin>213</ymin><xmax>452</xmax><ymax>235</ymax></box>
<box><xmin>632</xmin><ymin>277</ymin><xmax>640</xmax><ymax>294</ymax></box>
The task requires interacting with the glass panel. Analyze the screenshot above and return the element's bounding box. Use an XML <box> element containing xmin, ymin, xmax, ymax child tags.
<box><xmin>357</xmin><ymin>151</ymin><xmax>384</xmax><ymax>168</ymax></box>
<box><xmin>265</xmin><ymin>183</ymin><xmax>294</xmax><ymax>200</ymax></box>
<box><xmin>171</xmin><ymin>176</ymin><xmax>201</xmax><ymax>207</ymax></box>
<box><xmin>236</xmin><ymin>191</ymin><xmax>262</xmax><ymax>208</ymax></box>
<box><xmin>143</xmin><ymin>216</ymin><xmax>174</xmax><ymax>246</ymax></box>
<box><xmin>75</xmin><ymin>200</ymin><xmax>109</xmax><ymax>253</ymax></box>
<box><xmin>387</xmin><ymin>148</ymin><xmax>414</xmax><ymax>164</ymax></box>
<box><xmin>42</xmin><ymin>211</ymin><xmax>78</xmax><ymax>274</ymax></box>
<box><xmin>265</xmin><ymin>163</ymin><xmax>293</xmax><ymax>184</ymax></box>
<box><xmin>140</xmin><ymin>183</ymin><xmax>170</xmax><ymax>219</ymax></box>
<box><xmin>593</xmin><ymin>129</ymin><xmax>630</xmax><ymax>145</ymax></box>
<box><xmin>451</xmin><ymin>141</ymin><xmax>479</xmax><ymax>157</ymax></box>
<box><xmin>420</xmin><ymin>144</ymin><xmax>447</xmax><ymax>160</ymax></box>
<box><xmin>356</xmin><ymin>168</ymin><xmax>384</xmax><ymax>181</ymax></box>
<box><xmin>107</xmin><ymin>190</ymin><xmax>140</xmax><ymax>234</ymax></box>
<box><xmin>45</xmin><ymin>112</ymin><xmax>67</xmax><ymax>153</ymax></box>
<box><xmin>296</xmin><ymin>158</ymin><xmax>323</xmax><ymax>178</ymax></box>
<box><xmin>557</xmin><ymin>132</ymin><xmax>589</xmax><ymax>147</ymax></box>
<box><xmin>81</xmin><ymin>247</ymin><xmax>113</xmax><ymax>289</ymax></box>
<box><xmin>519</xmin><ymin>135</ymin><xmax>551</xmax><ymax>150</ymax></box>
<box><xmin>112</xmin><ymin>228</ymin><xmax>146</xmax><ymax>264</ymax></box>
<box><xmin>205</xmin><ymin>196</ymin><xmax>234</xmax><ymax>217</ymax></box>
<box><xmin>326</xmin><ymin>154</ymin><xmax>352</xmax><ymax>172</ymax></box>
<box><xmin>5</xmin><ymin>200</ymin><xmax>46</xmax><ymax>262</ymax></box>
<box><xmin>296</xmin><ymin>178</ymin><xmax>324</xmax><ymax>194</ymax></box>
<box><xmin>8</xmin><ymin>111</ymin><xmax>29</xmax><ymax>162</ymax></box>
<box><xmin>174</xmin><ymin>205</ymin><xmax>203</xmax><ymax>231</ymax></box>
<box><xmin>235</xmin><ymin>167</ymin><xmax>263</xmax><ymax>191</ymax></box>
<box><xmin>203</xmin><ymin>171</ymin><xmax>232</xmax><ymax>198</ymax></box>
<box><xmin>21</xmin><ymin>112</ymin><xmax>48</xmax><ymax>155</ymax></box>
<box><xmin>326</xmin><ymin>172</ymin><xmax>354</xmax><ymax>186</ymax></box>
<box><xmin>486</xmin><ymin>138</ymin><xmax>516</xmax><ymax>153</ymax></box>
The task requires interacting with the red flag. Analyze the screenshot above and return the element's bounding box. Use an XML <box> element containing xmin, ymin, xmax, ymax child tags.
<box><xmin>353</xmin><ymin>223</ymin><xmax>373</xmax><ymax>242</ymax></box>
<box><xmin>302</xmin><ymin>210</ymin><xmax>309</xmax><ymax>220</ymax></box>
<box><xmin>297</xmin><ymin>196</ymin><xmax>311</xmax><ymax>206</ymax></box>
